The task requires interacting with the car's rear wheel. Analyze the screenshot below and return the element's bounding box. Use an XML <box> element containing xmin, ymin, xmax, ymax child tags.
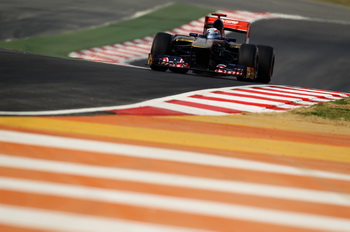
<box><xmin>238</xmin><ymin>44</ymin><xmax>258</xmax><ymax>81</ymax></box>
<box><xmin>150</xmin><ymin>32</ymin><xmax>172</xmax><ymax>72</ymax></box>
<box><xmin>257</xmin><ymin>45</ymin><xmax>275</xmax><ymax>83</ymax></box>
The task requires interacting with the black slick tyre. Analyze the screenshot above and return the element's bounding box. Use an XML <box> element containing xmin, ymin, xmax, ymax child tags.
<box><xmin>238</xmin><ymin>44</ymin><xmax>258</xmax><ymax>81</ymax></box>
<box><xmin>150</xmin><ymin>32</ymin><xmax>172</xmax><ymax>72</ymax></box>
<box><xmin>169</xmin><ymin>67</ymin><xmax>188</xmax><ymax>74</ymax></box>
<box><xmin>257</xmin><ymin>45</ymin><xmax>275</xmax><ymax>83</ymax></box>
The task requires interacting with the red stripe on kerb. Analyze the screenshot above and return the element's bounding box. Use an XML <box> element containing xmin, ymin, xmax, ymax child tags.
<box><xmin>73</xmin><ymin>51</ymin><xmax>87</xmax><ymax>56</ymax></box>
<box><xmin>167</xmin><ymin>100</ymin><xmax>245</xmax><ymax>113</ymax></box>
<box><xmin>190</xmin><ymin>95</ymin><xmax>286</xmax><ymax>110</ymax></box>
<box><xmin>253</xmin><ymin>87</ymin><xmax>335</xmax><ymax>99</ymax></box>
<box><xmin>269</xmin><ymin>86</ymin><xmax>350</xmax><ymax>97</ymax></box>
<box><xmin>109</xmin><ymin>106</ymin><xmax>191</xmax><ymax>116</ymax></box>
<box><xmin>236</xmin><ymin>89</ymin><xmax>322</xmax><ymax>103</ymax></box>
<box><xmin>94</xmin><ymin>51</ymin><xmax>132</xmax><ymax>60</ymax></box>
<box><xmin>212</xmin><ymin>91</ymin><xmax>308</xmax><ymax>106</ymax></box>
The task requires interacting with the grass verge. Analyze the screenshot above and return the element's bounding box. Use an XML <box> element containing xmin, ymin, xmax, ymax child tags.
<box><xmin>313</xmin><ymin>0</ymin><xmax>350</xmax><ymax>7</ymax></box>
<box><xmin>234</xmin><ymin>97</ymin><xmax>350</xmax><ymax>134</ymax></box>
<box><xmin>237</xmin><ymin>97</ymin><xmax>350</xmax><ymax>131</ymax></box>
<box><xmin>0</xmin><ymin>3</ymin><xmax>212</xmax><ymax>58</ymax></box>
<box><xmin>247</xmin><ymin>97</ymin><xmax>350</xmax><ymax>130</ymax></box>
<box><xmin>291</xmin><ymin>97</ymin><xmax>350</xmax><ymax>122</ymax></box>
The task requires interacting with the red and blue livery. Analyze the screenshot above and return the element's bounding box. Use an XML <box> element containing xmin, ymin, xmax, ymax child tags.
<box><xmin>148</xmin><ymin>13</ymin><xmax>275</xmax><ymax>83</ymax></box>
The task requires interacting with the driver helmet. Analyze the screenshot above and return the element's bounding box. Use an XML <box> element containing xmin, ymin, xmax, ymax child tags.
<box><xmin>206</xmin><ymin>28</ymin><xmax>220</xmax><ymax>39</ymax></box>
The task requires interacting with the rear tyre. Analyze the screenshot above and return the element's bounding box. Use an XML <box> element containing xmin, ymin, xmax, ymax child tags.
<box><xmin>257</xmin><ymin>45</ymin><xmax>275</xmax><ymax>83</ymax></box>
<box><xmin>150</xmin><ymin>32</ymin><xmax>172</xmax><ymax>72</ymax></box>
<box><xmin>238</xmin><ymin>44</ymin><xmax>258</xmax><ymax>81</ymax></box>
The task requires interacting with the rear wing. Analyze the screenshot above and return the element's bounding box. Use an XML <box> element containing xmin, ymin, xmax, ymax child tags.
<box><xmin>203</xmin><ymin>13</ymin><xmax>251</xmax><ymax>43</ymax></box>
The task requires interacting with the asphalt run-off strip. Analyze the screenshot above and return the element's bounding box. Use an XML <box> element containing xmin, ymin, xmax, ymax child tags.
<box><xmin>0</xmin><ymin>85</ymin><xmax>348</xmax><ymax>116</ymax></box>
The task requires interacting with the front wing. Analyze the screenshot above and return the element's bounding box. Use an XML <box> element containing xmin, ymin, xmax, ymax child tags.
<box><xmin>148</xmin><ymin>53</ymin><xmax>246</xmax><ymax>77</ymax></box>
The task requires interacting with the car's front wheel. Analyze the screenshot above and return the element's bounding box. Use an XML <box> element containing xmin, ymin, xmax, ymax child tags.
<box><xmin>169</xmin><ymin>67</ymin><xmax>188</xmax><ymax>74</ymax></box>
<box><xmin>150</xmin><ymin>32</ymin><xmax>172</xmax><ymax>72</ymax></box>
<box><xmin>238</xmin><ymin>44</ymin><xmax>259</xmax><ymax>81</ymax></box>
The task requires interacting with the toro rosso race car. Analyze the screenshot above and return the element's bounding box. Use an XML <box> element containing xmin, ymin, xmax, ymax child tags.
<box><xmin>148</xmin><ymin>13</ymin><xmax>275</xmax><ymax>83</ymax></box>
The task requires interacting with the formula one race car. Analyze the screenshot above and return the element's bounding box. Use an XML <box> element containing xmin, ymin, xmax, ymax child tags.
<box><xmin>148</xmin><ymin>13</ymin><xmax>275</xmax><ymax>83</ymax></box>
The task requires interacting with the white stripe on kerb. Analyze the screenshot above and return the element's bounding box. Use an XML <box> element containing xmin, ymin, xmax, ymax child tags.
<box><xmin>205</xmin><ymin>92</ymin><xmax>297</xmax><ymax>106</ymax></box>
<box><xmin>0</xmin><ymin>204</ymin><xmax>210</xmax><ymax>232</ymax></box>
<box><xmin>0</xmin><ymin>130</ymin><xmax>350</xmax><ymax>182</ymax></box>
<box><xmin>154</xmin><ymin>101</ymin><xmax>228</xmax><ymax>115</ymax></box>
<box><xmin>174</xmin><ymin>96</ymin><xmax>275</xmax><ymax>113</ymax></box>
<box><xmin>1</xmin><ymin>155</ymin><xmax>349</xmax><ymax>206</ymax></box>
<box><xmin>260</xmin><ymin>86</ymin><xmax>343</xmax><ymax>99</ymax></box>
<box><xmin>247</xmin><ymin>88</ymin><xmax>330</xmax><ymax>102</ymax></box>
<box><xmin>225</xmin><ymin>89</ymin><xmax>315</xmax><ymax>104</ymax></box>
<box><xmin>1</xmin><ymin>178</ymin><xmax>350</xmax><ymax>231</ymax></box>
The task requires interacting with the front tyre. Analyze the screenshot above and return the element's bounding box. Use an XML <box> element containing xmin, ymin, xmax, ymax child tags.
<box><xmin>257</xmin><ymin>45</ymin><xmax>275</xmax><ymax>83</ymax></box>
<box><xmin>238</xmin><ymin>44</ymin><xmax>258</xmax><ymax>81</ymax></box>
<box><xmin>169</xmin><ymin>67</ymin><xmax>188</xmax><ymax>74</ymax></box>
<box><xmin>150</xmin><ymin>32</ymin><xmax>172</xmax><ymax>72</ymax></box>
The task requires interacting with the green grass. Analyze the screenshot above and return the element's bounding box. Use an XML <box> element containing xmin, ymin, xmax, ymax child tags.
<box><xmin>313</xmin><ymin>0</ymin><xmax>350</xmax><ymax>7</ymax></box>
<box><xmin>293</xmin><ymin>97</ymin><xmax>350</xmax><ymax>121</ymax></box>
<box><xmin>0</xmin><ymin>3</ymin><xmax>212</xmax><ymax>58</ymax></box>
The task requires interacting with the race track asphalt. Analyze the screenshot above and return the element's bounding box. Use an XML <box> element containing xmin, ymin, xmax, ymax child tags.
<box><xmin>1</xmin><ymin>0</ymin><xmax>350</xmax><ymax>112</ymax></box>
<box><xmin>0</xmin><ymin>49</ymin><xmax>252</xmax><ymax>111</ymax></box>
